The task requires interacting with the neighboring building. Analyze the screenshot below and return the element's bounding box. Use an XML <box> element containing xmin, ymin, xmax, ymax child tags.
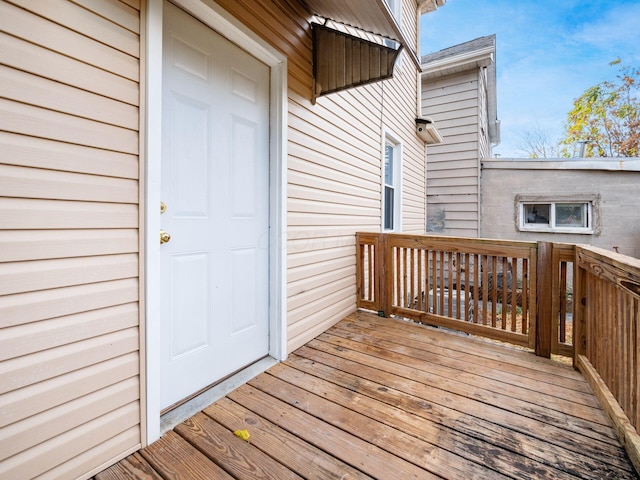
<box><xmin>421</xmin><ymin>36</ymin><xmax>640</xmax><ymax>259</ymax></box>
<box><xmin>421</xmin><ymin>35</ymin><xmax>500</xmax><ymax>237</ymax></box>
<box><xmin>481</xmin><ymin>158</ymin><xmax>640</xmax><ymax>258</ymax></box>
<box><xmin>0</xmin><ymin>0</ymin><xmax>445</xmax><ymax>478</ymax></box>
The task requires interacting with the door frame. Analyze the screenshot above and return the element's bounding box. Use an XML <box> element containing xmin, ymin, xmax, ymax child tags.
<box><xmin>144</xmin><ymin>0</ymin><xmax>288</xmax><ymax>444</ymax></box>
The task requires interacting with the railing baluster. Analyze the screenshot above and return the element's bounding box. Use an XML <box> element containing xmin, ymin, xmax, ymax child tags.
<box><xmin>473</xmin><ymin>254</ymin><xmax>479</xmax><ymax>325</ymax></box>
<box><xmin>511</xmin><ymin>257</ymin><xmax>517</xmax><ymax>332</ymax></box>
<box><xmin>522</xmin><ymin>257</ymin><xmax>529</xmax><ymax>335</ymax></box>
<box><xmin>501</xmin><ymin>256</ymin><xmax>508</xmax><ymax>330</ymax></box>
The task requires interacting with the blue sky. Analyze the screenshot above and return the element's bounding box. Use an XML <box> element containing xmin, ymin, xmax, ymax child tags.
<box><xmin>420</xmin><ymin>0</ymin><xmax>640</xmax><ymax>157</ymax></box>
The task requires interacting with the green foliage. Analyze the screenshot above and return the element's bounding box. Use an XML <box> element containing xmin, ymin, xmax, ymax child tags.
<box><xmin>561</xmin><ymin>59</ymin><xmax>640</xmax><ymax>157</ymax></box>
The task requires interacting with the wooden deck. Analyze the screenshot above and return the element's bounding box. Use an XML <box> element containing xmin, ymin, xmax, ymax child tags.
<box><xmin>96</xmin><ymin>311</ymin><xmax>639</xmax><ymax>480</ymax></box>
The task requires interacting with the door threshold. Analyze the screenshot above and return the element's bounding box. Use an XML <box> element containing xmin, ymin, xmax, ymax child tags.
<box><xmin>160</xmin><ymin>356</ymin><xmax>278</xmax><ymax>434</ymax></box>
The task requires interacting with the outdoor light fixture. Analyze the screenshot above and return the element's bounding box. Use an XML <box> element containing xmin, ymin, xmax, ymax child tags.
<box><xmin>416</xmin><ymin>116</ymin><xmax>444</xmax><ymax>144</ymax></box>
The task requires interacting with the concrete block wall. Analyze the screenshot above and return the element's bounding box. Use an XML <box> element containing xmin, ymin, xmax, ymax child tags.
<box><xmin>480</xmin><ymin>159</ymin><xmax>640</xmax><ymax>259</ymax></box>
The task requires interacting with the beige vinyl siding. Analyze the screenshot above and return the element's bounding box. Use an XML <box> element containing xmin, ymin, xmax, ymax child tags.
<box><xmin>215</xmin><ymin>0</ymin><xmax>426</xmax><ymax>351</ymax></box>
<box><xmin>0</xmin><ymin>1</ymin><xmax>142</xmax><ymax>479</ymax></box>
<box><xmin>423</xmin><ymin>69</ymin><xmax>481</xmax><ymax>237</ymax></box>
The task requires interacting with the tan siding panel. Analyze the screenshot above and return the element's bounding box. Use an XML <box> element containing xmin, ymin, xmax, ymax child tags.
<box><xmin>0</xmin><ymin>377</ymin><xmax>139</xmax><ymax>461</ymax></box>
<box><xmin>69</xmin><ymin>0</ymin><xmax>140</xmax><ymax>33</ymax></box>
<box><xmin>429</xmin><ymin>184</ymin><xmax>479</xmax><ymax>195</ymax></box>
<box><xmin>0</xmin><ymin>327</ymin><xmax>139</xmax><ymax>394</ymax></box>
<box><xmin>288</xmin><ymin>275</ymin><xmax>353</xmax><ymax>311</ymax></box>
<box><xmin>288</xmin><ymin>184</ymin><xmax>379</xmax><ymax>209</ymax></box>
<box><xmin>429</xmin><ymin>141</ymin><xmax>478</xmax><ymax>155</ymax></box>
<box><xmin>288</xmin><ymin>144</ymin><xmax>379</xmax><ymax>183</ymax></box>
<box><xmin>0</xmin><ymin>353</ymin><xmax>139</xmax><ymax>428</ymax></box>
<box><xmin>0</xmin><ymin>2</ymin><xmax>138</xmax><ymax>81</ymax></box>
<box><xmin>0</xmin><ymin>66</ymin><xmax>139</xmax><ymax>130</ymax></box>
<box><xmin>287</xmin><ymin>234</ymin><xmax>355</xmax><ymax>255</ymax></box>
<box><xmin>120</xmin><ymin>0</ymin><xmax>141</xmax><ymax>10</ymax></box>
<box><xmin>0</xmin><ymin>99</ymin><xmax>138</xmax><ymax>154</ymax></box>
<box><xmin>288</xmin><ymin>197</ymin><xmax>379</xmax><ymax>218</ymax></box>
<box><xmin>428</xmin><ymin>167</ymin><xmax>479</xmax><ymax>181</ymax></box>
<box><xmin>428</xmin><ymin>150</ymin><xmax>479</xmax><ymax>162</ymax></box>
<box><xmin>287</xmin><ymin>244</ymin><xmax>353</xmax><ymax>269</ymax></box>
<box><xmin>0</xmin><ymin>279</ymin><xmax>139</xmax><ymax>329</ymax></box>
<box><xmin>437</xmin><ymin>124</ymin><xmax>479</xmax><ymax>137</ymax></box>
<box><xmin>288</xmin><ymin>265</ymin><xmax>353</xmax><ymax>299</ymax></box>
<box><xmin>0</xmin><ymin>198</ymin><xmax>138</xmax><ymax>230</ymax></box>
<box><xmin>426</xmin><ymin>88</ymin><xmax>478</xmax><ymax>108</ymax></box>
<box><xmin>427</xmin><ymin>158</ymin><xmax>479</xmax><ymax>171</ymax></box>
<box><xmin>288</xmin><ymin>284</ymin><xmax>356</xmax><ymax>326</ymax></box>
<box><xmin>0</xmin><ymin>303</ymin><xmax>139</xmax><ymax>361</ymax></box>
<box><xmin>39</xmin><ymin>426</ymin><xmax>141</xmax><ymax>480</ymax></box>
<box><xmin>289</xmin><ymin>116</ymin><xmax>378</xmax><ymax>166</ymax></box>
<box><xmin>0</xmin><ymin>0</ymin><xmax>142</xmax><ymax>478</ymax></box>
<box><xmin>0</xmin><ymin>34</ymin><xmax>139</xmax><ymax>106</ymax></box>
<box><xmin>428</xmin><ymin>198</ymin><xmax>480</xmax><ymax>210</ymax></box>
<box><xmin>287</xmin><ymin>212</ymin><xmax>380</xmax><ymax>227</ymax></box>
<box><xmin>0</xmin><ymin>164</ymin><xmax>138</xmax><ymax>203</ymax></box>
<box><xmin>287</xmin><ymin>255</ymin><xmax>354</xmax><ymax>284</ymax></box>
<box><xmin>288</xmin><ymin>170</ymin><xmax>379</xmax><ymax>200</ymax></box>
<box><xmin>7</xmin><ymin>0</ymin><xmax>140</xmax><ymax>57</ymax></box>
<box><xmin>429</xmin><ymin>176</ymin><xmax>478</xmax><ymax>188</ymax></box>
<box><xmin>287</xmin><ymin>295</ymin><xmax>355</xmax><ymax>345</ymax></box>
<box><xmin>0</xmin><ymin>229</ymin><xmax>138</xmax><ymax>262</ymax></box>
<box><xmin>0</xmin><ymin>254</ymin><xmax>138</xmax><ymax>296</ymax></box>
<box><xmin>0</xmin><ymin>402</ymin><xmax>140</xmax><ymax>480</ymax></box>
<box><xmin>429</xmin><ymin>114</ymin><xmax>478</xmax><ymax>129</ymax></box>
<box><xmin>0</xmin><ymin>132</ymin><xmax>139</xmax><ymax>178</ymax></box>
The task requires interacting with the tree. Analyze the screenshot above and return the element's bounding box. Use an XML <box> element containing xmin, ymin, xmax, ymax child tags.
<box><xmin>517</xmin><ymin>124</ymin><xmax>563</xmax><ymax>158</ymax></box>
<box><xmin>561</xmin><ymin>59</ymin><xmax>640</xmax><ymax>157</ymax></box>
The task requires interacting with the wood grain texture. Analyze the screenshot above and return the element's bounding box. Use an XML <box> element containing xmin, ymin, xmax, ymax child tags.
<box><xmin>140</xmin><ymin>431</ymin><xmax>234</xmax><ymax>480</ymax></box>
<box><xmin>103</xmin><ymin>312</ymin><xmax>638</xmax><ymax>480</ymax></box>
<box><xmin>95</xmin><ymin>452</ymin><xmax>163</xmax><ymax>480</ymax></box>
<box><xmin>175</xmin><ymin>412</ymin><xmax>303</xmax><ymax>480</ymax></box>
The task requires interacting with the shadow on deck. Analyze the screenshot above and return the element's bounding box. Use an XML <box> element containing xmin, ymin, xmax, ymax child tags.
<box><xmin>96</xmin><ymin>311</ymin><xmax>639</xmax><ymax>480</ymax></box>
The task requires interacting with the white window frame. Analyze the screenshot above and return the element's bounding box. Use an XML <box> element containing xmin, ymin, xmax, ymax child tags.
<box><xmin>382</xmin><ymin>0</ymin><xmax>402</xmax><ymax>68</ymax></box>
<box><xmin>384</xmin><ymin>0</ymin><xmax>402</xmax><ymax>22</ymax></box>
<box><xmin>518</xmin><ymin>200</ymin><xmax>594</xmax><ymax>234</ymax></box>
<box><xmin>382</xmin><ymin>130</ymin><xmax>402</xmax><ymax>232</ymax></box>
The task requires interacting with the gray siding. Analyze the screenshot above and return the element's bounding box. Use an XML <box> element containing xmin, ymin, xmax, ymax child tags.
<box><xmin>422</xmin><ymin>70</ymin><xmax>481</xmax><ymax>237</ymax></box>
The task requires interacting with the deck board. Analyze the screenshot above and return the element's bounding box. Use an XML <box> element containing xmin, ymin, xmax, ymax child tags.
<box><xmin>98</xmin><ymin>311</ymin><xmax>639</xmax><ymax>480</ymax></box>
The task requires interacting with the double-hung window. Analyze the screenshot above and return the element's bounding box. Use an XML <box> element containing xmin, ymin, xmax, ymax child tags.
<box><xmin>383</xmin><ymin>135</ymin><xmax>401</xmax><ymax>231</ymax></box>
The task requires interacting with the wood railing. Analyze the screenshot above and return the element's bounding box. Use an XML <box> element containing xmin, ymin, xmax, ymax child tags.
<box><xmin>357</xmin><ymin>233</ymin><xmax>570</xmax><ymax>354</ymax></box>
<box><xmin>574</xmin><ymin>245</ymin><xmax>640</xmax><ymax>473</ymax></box>
<box><xmin>356</xmin><ymin>233</ymin><xmax>638</xmax><ymax>473</ymax></box>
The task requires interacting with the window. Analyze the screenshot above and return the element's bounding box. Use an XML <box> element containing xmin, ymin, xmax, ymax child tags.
<box><xmin>383</xmin><ymin>0</ymin><xmax>401</xmax><ymax>20</ymax></box>
<box><xmin>382</xmin><ymin>0</ymin><xmax>402</xmax><ymax>65</ymax></box>
<box><xmin>383</xmin><ymin>136</ymin><xmax>401</xmax><ymax>231</ymax></box>
<box><xmin>519</xmin><ymin>201</ymin><xmax>593</xmax><ymax>233</ymax></box>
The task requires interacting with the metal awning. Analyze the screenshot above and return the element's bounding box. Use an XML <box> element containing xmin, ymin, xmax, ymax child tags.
<box><xmin>312</xmin><ymin>23</ymin><xmax>400</xmax><ymax>100</ymax></box>
<box><xmin>303</xmin><ymin>0</ymin><xmax>421</xmax><ymax>68</ymax></box>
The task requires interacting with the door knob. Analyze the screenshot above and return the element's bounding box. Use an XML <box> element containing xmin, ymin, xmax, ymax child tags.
<box><xmin>160</xmin><ymin>230</ymin><xmax>171</xmax><ymax>244</ymax></box>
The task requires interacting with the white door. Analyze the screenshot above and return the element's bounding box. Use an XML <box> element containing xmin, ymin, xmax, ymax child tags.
<box><xmin>160</xmin><ymin>2</ymin><xmax>271</xmax><ymax>409</ymax></box>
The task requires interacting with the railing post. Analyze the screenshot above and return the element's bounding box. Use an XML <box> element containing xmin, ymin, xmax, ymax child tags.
<box><xmin>377</xmin><ymin>233</ymin><xmax>391</xmax><ymax>317</ymax></box>
<box><xmin>535</xmin><ymin>241</ymin><xmax>553</xmax><ymax>358</ymax></box>
<box><xmin>573</xmin><ymin>246</ymin><xmax>587</xmax><ymax>369</ymax></box>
